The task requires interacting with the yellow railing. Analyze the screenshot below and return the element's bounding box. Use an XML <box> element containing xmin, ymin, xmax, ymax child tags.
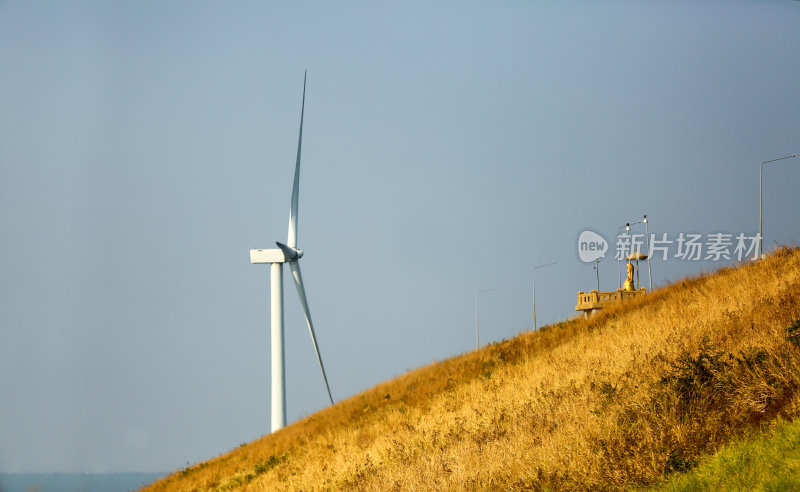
<box><xmin>575</xmin><ymin>288</ymin><xmax>646</xmax><ymax>312</ymax></box>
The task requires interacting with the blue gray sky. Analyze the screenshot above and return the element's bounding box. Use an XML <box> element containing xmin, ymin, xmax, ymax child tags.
<box><xmin>1</xmin><ymin>0</ymin><xmax>799</xmax><ymax>474</ymax></box>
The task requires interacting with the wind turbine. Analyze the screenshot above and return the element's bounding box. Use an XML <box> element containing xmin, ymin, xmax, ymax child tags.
<box><xmin>249</xmin><ymin>72</ymin><xmax>334</xmax><ymax>433</ymax></box>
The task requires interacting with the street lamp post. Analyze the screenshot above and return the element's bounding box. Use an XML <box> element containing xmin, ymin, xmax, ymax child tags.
<box><xmin>532</xmin><ymin>261</ymin><xmax>557</xmax><ymax>331</ymax></box>
<box><xmin>644</xmin><ymin>214</ymin><xmax>652</xmax><ymax>291</ymax></box>
<box><xmin>760</xmin><ymin>154</ymin><xmax>797</xmax><ymax>258</ymax></box>
<box><xmin>617</xmin><ymin>224</ymin><xmax>628</xmax><ymax>289</ymax></box>
<box><xmin>593</xmin><ymin>259</ymin><xmax>600</xmax><ymax>292</ymax></box>
<box><xmin>475</xmin><ymin>288</ymin><xmax>493</xmax><ymax>349</ymax></box>
<box><xmin>618</xmin><ymin>220</ymin><xmax>644</xmax><ymax>288</ymax></box>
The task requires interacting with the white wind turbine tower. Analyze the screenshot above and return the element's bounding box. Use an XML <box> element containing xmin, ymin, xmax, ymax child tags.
<box><xmin>249</xmin><ymin>72</ymin><xmax>334</xmax><ymax>433</ymax></box>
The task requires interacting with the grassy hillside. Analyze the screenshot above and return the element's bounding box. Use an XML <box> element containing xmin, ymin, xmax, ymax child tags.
<box><xmin>648</xmin><ymin>417</ymin><xmax>800</xmax><ymax>491</ymax></box>
<box><xmin>143</xmin><ymin>247</ymin><xmax>800</xmax><ymax>491</ymax></box>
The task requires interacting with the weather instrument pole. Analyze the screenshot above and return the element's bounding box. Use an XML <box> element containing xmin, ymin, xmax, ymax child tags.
<box><xmin>475</xmin><ymin>288</ymin><xmax>493</xmax><ymax>349</ymax></box>
<box><xmin>532</xmin><ymin>261</ymin><xmax>557</xmax><ymax>331</ymax></box>
<box><xmin>760</xmin><ymin>154</ymin><xmax>797</xmax><ymax>258</ymax></box>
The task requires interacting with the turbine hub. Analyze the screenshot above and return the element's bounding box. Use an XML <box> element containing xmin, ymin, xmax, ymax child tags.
<box><xmin>276</xmin><ymin>242</ymin><xmax>303</xmax><ymax>261</ymax></box>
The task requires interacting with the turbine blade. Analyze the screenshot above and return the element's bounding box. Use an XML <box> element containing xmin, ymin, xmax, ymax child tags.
<box><xmin>288</xmin><ymin>260</ymin><xmax>334</xmax><ymax>405</ymax></box>
<box><xmin>287</xmin><ymin>71</ymin><xmax>306</xmax><ymax>248</ymax></box>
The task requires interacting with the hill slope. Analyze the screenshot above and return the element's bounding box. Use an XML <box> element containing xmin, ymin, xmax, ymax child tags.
<box><xmin>144</xmin><ymin>247</ymin><xmax>800</xmax><ymax>491</ymax></box>
<box><xmin>647</xmin><ymin>417</ymin><xmax>800</xmax><ymax>491</ymax></box>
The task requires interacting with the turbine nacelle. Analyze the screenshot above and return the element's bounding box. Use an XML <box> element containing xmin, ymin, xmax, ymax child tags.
<box><xmin>249</xmin><ymin>245</ymin><xmax>304</xmax><ymax>264</ymax></box>
<box><xmin>250</xmin><ymin>248</ymin><xmax>285</xmax><ymax>264</ymax></box>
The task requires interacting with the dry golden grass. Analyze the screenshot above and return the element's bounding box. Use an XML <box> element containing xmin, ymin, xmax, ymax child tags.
<box><xmin>143</xmin><ymin>247</ymin><xmax>800</xmax><ymax>491</ymax></box>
